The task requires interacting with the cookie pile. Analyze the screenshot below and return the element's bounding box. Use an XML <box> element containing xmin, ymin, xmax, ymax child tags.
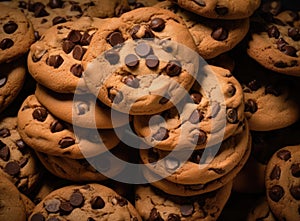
<box><xmin>1</xmin><ymin>0</ymin><xmax>300</xmax><ymax>220</ymax></box>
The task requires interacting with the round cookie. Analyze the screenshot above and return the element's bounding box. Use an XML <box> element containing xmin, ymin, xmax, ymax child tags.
<box><xmin>0</xmin><ymin>4</ymin><xmax>35</xmax><ymax>63</ymax></box>
<box><xmin>17</xmin><ymin>94</ymin><xmax>122</xmax><ymax>159</ymax></box>
<box><xmin>247</xmin><ymin>197</ymin><xmax>277</xmax><ymax>221</ymax></box>
<box><xmin>155</xmin><ymin>1</ymin><xmax>250</xmax><ymax>59</ymax></box>
<box><xmin>29</xmin><ymin>183</ymin><xmax>142</xmax><ymax>221</ymax></box>
<box><xmin>27</xmin><ymin>17</ymin><xmax>104</xmax><ymax>94</ymax></box>
<box><xmin>234</xmin><ymin>54</ymin><xmax>300</xmax><ymax>131</ymax></box>
<box><xmin>0</xmin><ymin>57</ymin><xmax>26</xmax><ymax>114</ymax></box>
<box><xmin>0</xmin><ymin>117</ymin><xmax>41</xmax><ymax>194</ymax></box>
<box><xmin>247</xmin><ymin>10</ymin><xmax>300</xmax><ymax>76</ymax></box>
<box><xmin>0</xmin><ymin>171</ymin><xmax>27</xmax><ymax>221</ymax></box>
<box><xmin>140</xmin><ymin>121</ymin><xmax>249</xmax><ymax>185</ymax></box>
<box><xmin>135</xmin><ymin>182</ymin><xmax>232</xmax><ymax>221</ymax></box>
<box><xmin>169</xmin><ymin>0</ymin><xmax>261</xmax><ymax>19</ymax></box>
<box><xmin>134</xmin><ymin>65</ymin><xmax>244</xmax><ymax>151</ymax></box>
<box><xmin>265</xmin><ymin>145</ymin><xmax>300</xmax><ymax>221</ymax></box>
<box><xmin>35</xmin><ymin>84</ymin><xmax>129</xmax><ymax>129</ymax></box>
<box><xmin>82</xmin><ymin>7</ymin><xmax>199</xmax><ymax>115</ymax></box>
<box><xmin>142</xmin><ymin>135</ymin><xmax>251</xmax><ymax>196</ymax></box>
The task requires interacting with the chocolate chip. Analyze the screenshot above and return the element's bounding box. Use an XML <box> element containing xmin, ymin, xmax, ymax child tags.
<box><xmin>0</xmin><ymin>76</ymin><xmax>7</xmax><ymax>87</ymax></box>
<box><xmin>190</xmin><ymin>149</ymin><xmax>204</xmax><ymax>164</ymax></box>
<box><xmin>276</xmin><ymin>149</ymin><xmax>291</xmax><ymax>161</ymax></box>
<box><xmin>33</xmin><ymin>3</ymin><xmax>49</xmax><ymax>17</ymax></box>
<box><xmin>70</xmin><ymin>191</ymin><xmax>84</xmax><ymax>207</ymax></box>
<box><xmin>165</xmin><ymin>157</ymin><xmax>179</xmax><ymax>171</ymax></box>
<box><xmin>71</xmin><ymin>4</ymin><xmax>82</xmax><ymax>13</ymax></box>
<box><xmin>291</xmin><ymin>163</ymin><xmax>300</xmax><ymax>177</ymax></box>
<box><xmin>152</xmin><ymin>127</ymin><xmax>169</xmax><ymax>141</ymax></box>
<box><xmin>150</xmin><ymin>18</ymin><xmax>165</xmax><ymax>32</ymax></box>
<box><xmin>47</xmin><ymin>55</ymin><xmax>64</xmax><ymax>68</ymax></box>
<box><xmin>90</xmin><ymin>196</ymin><xmax>105</xmax><ymax>209</ymax></box>
<box><xmin>159</xmin><ymin>96</ymin><xmax>169</xmax><ymax>104</ymax></box>
<box><xmin>108</xmin><ymin>88</ymin><xmax>123</xmax><ymax>104</ymax></box>
<box><xmin>67</xmin><ymin>30</ymin><xmax>82</xmax><ymax>43</ymax></box>
<box><xmin>30</xmin><ymin>213</ymin><xmax>45</xmax><ymax>221</ymax></box>
<box><xmin>248</xmin><ymin>79</ymin><xmax>261</xmax><ymax>91</ymax></box>
<box><xmin>135</xmin><ymin>43</ymin><xmax>152</xmax><ymax>57</ymax></box>
<box><xmin>50</xmin><ymin>120</ymin><xmax>65</xmax><ymax>133</ymax></box>
<box><xmin>165</xmin><ymin>60</ymin><xmax>181</xmax><ymax>76</ymax></box>
<box><xmin>80</xmin><ymin>31</ymin><xmax>92</xmax><ymax>45</ymax></box>
<box><xmin>226</xmin><ymin>108</ymin><xmax>238</xmax><ymax>124</ymax></box>
<box><xmin>211</xmin><ymin>27</ymin><xmax>228</xmax><ymax>41</ymax></box>
<box><xmin>290</xmin><ymin>186</ymin><xmax>300</xmax><ymax>200</ymax></box>
<box><xmin>267</xmin><ymin>25</ymin><xmax>280</xmax><ymax>38</ymax></box>
<box><xmin>208</xmin><ymin>167</ymin><xmax>225</xmax><ymax>174</ymax></box>
<box><xmin>274</xmin><ymin>61</ymin><xmax>288</xmax><ymax>68</ymax></box>
<box><xmin>45</xmin><ymin>198</ymin><xmax>61</xmax><ymax>213</ymax></box>
<box><xmin>276</xmin><ymin>38</ymin><xmax>288</xmax><ymax>51</ymax></box>
<box><xmin>0</xmin><ymin>38</ymin><xmax>14</xmax><ymax>50</ymax></box>
<box><xmin>122</xmin><ymin>75</ymin><xmax>139</xmax><ymax>88</ymax></box>
<box><xmin>280</xmin><ymin>45</ymin><xmax>297</xmax><ymax>57</ymax></box>
<box><xmin>3</xmin><ymin>21</ymin><xmax>18</xmax><ymax>34</ymax></box>
<box><xmin>0</xmin><ymin>142</ymin><xmax>10</xmax><ymax>161</ymax></box>
<box><xmin>4</xmin><ymin>161</ymin><xmax>20</xmax><ymax>176</ymax></box>
<box><xmin>270</xmin><ymin>165</ymin><xmax>281</xmax><ymax>180</ymax></box>
<box><xmin>167</xmin><ymin>214</ymin><xmax>181</xmax><ymax>221</ymax></box>
<box><xmin>269</xmin><ymin>185</ymin><xmax>284</xmax><ymax>202</ymax></box>
<box><xmin>189</xmin><ymin>109</ymin><xmax>204</xmax><ymax>124</ymax></box>
<box><xmin>265</xmin><ymin>85</ymin><xmax>280</xmax><ymax>96</ymax></box>
<box><xmin>244</xmin><ymin>99</ymin><xmax>258</xmax><ymax>113</ymax></box>
<box><xmin>145</xmin><ymin>54</ymin><xmax>159</xmax><ymax>69</ymax></box>
<box><xmin>190</xmin><ymin>92</ymin><xmax>202</xmax><ymax>104</ymax></box>
<box><xmin>18</xmin><ymin>1</ymin><xmax>27</xmax><ymax>9</ymax></box>
<box><xmin>87</xmin><ymin>218</ymin><xmax>95</xmax><ymax>221</ymax></box>
<box><xmin>32</xmin><ymin>107</ymin><xmax>48</xmax><ymax>122</ymax></box>
<box><xmin>41</xmin><ymin>18</ymin><xmax>48</xmax><ymax>24</ymax></box>
<box><xmin>59</xmin><ymin>137</ymin><xmax>75</xmax><ymax>148</ymax></box>
<box><xmin>34</xmin><ymin>31</ymin><xmax>40</xmax><ymax>41</ymax></box>
<box><xmin>112</xmin><ymin>196</ymin><xmax>128</xmax><ymax>207</ymax></box>
<box><xmin>70</xmin><ymin>64</ymin><xmax>83</xmax><ymax>77</ymax></box>
<box><xmin>215</xmin><ymin>6</ymin><xmax>228</xmax><ymax>16</ymax></box>
<box><xmin>129</xmin><ymin>25</ymin><xmax>141</xmax><ymax>39</ymax></box>
<box><xmin>72</xmin><ymin>45</ymin><xmax>86</xmax><ymax>60</ymax></box>
<box><xmin>75</xmin><ymin>102</ymin><xmax>89</xmax><ymax>115</ymax></box>
<box><xmin>180</xmin><ymin>204</ymin><xmax>194</xmax><ymax>217</ymax></box>
<box><xmin>52</xmin><ymin>16</ymin><xmax>67</xmax><ymax>25</ymax></box>
<box><xmin>48</xmin><ymin>0</ymin><xmax>63</xmax><ymax>8</ymax></box>
<box><xmin>62</xmin><ymin>40</ymin><xmax>75</xmax><ymax>54</ymax></box>
<box><xmin>210</xmin><ymin>101</ymin><xmax>220</xmax><ymax>118</ymax></box>
<box><xmin>149</xmin><ymin>208</ymin><xmax>163</xmax><ymax>221</ymax></box>
<box><xmin>193</xmin><ymin>0</ymin><xmax>206</xmax><ymax>7</ymax></box>
<box><xmin>288</xmin><ymin>28</ymin><xmax>300</xmax><ymax>41</ymax></box>
<box><xmin>107</xmin><ymin>31</ymin><xmax>124</xmax><ymax>46</ymax></box>
<box><xmin>226</xmin><ymin>84</ymin><xmax>236</xmax><ymax>97</ymax></box>
<box><xmin>192</xmin><ymin>130</ymin><xmax>207</xmax><ymax>145</ymax></box>
<box><xmin>0</xmin><ymin>128</ymin><xmax>10</xmax><ymax>138</ymax></box>
<box><xmin>104</xmin><ymin>50</ymin><xmax>120</xmax><ymax>65</ymax></box>
<box><xmin>125</xmin><ymin>54</ymin><xmax>139</xmax><ymax>68</ymax></box>
<box><xmin>59</xmin><ymin>201</ymin><xmax>73</xmax><ymax>215</ymax></box>
<box><xmin>19</xmin><ymin>158</ymin><xmax>28</xmax><ymax>168</ymax></box>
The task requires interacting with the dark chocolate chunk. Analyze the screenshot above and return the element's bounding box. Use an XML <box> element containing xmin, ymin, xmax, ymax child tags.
<box><xmin>122</xmin><ymin>75</ymin><xmax>139</xmax><ymax>88</ymax></box>
<box><xmin>150</xmin><ymin>18</ymin><xmax>165</xmax><ymax>32</ymax></box>
<box><xmin>107</xmin><ymin>31</ymin><xmax>124</xmax><ymax>46</ymax></box>
<box><xmin>70</xmin><ymin>64</ymin><xmax>83</xmax><ymax>77</ymax></box>
<box><xmin>189</xmin><ymin>109</ymin><xmax>204</xmax><ymax>124</ymax></box>
<box><xmin>90</xmin><ymin>196</ymin><xmax>105</xmax><ymax>209</ymax></box>
<box><xmin>33</xmin><ymin>3</ymin><xmax>49</xmax><ymax>17</ymax></box>
<box><xmin>50</xmin><ymin>120</ymin><xmax>65</xmax><ymax>133</ymax></box>
<box><xmin>135</xmin><ymin>42</ymin><xmax>152</xmax><ymax>57</ymax></box>
<box><xmin>291</xmin><ymin>163</ymin><xmax>300</xmax><ymax>177</ymax></box>
<box><xmin>149</xmin><ymin>208</ymin><xmax>163</xmax><ymax>221</ymax></box>
<box><xmin>72</xmin><ymin>45</ymin><xmax>86</xmax><ymax>60</ymax></box>
<box><xmin>165</xmin><ymin>157</ymin><xmax>180</xmax><ymax>171</ymax></box>
<box><xmin>288</xmin><ymin>28</ymin><xmax>300</xmax><ymax>41</ymax></box>
<box><xmin>159</xmin><ymin>96</ymin><xmax>169</xmax><ymax>104</ymax></box>
<box><xmin>214</xmin><ymin>6</ymin><xmax>228</xmax><ymax>16</ymax></box>
<box><xmin>280</xmin><ymin>45</ymin><xmax>297</xmax><ymax>57</ymax></box>
<box><xmin>125</xmin><ymin>54</ymin><xmax>139</xmax><ymax>68</ymax></box>
<box><xmin>192</xmin><ymin>130</ymin><xmax>207</xmax><ymax>145</ymax></box>
<box><xmin>104</xmin><ymin>50</ymin><xmax>120</xmax><ymax>65</ymax></box>
<box><xmin>45</xmin><ymin>198</ymin><xmax>61</xmax><ymax>213</ymax></box>
<box><xmin>4</xmin><ymin>161</ymin><xmax>20</xmax><ymax>176</ymax></box>
<box><xmin>3</xmin><ymin>21</ymin><xmax>18</xmax><ymax>34</ymax></box>
<box><xmin>146</xmin><ymin>54</ymin><xmax>159</xmax><ymax>68</ymax></box>
<box><xmin>0</xmin><ymin>38</ymin><xmax>14</xmax><ymax>50</ymax></box>
<box><xmin>59</xmin><ymin>201</ymin><xmax>73</xmax><ymax>215</ymax></box>
<box><xmin>268</xmin><ymin>185</ymin><xmax>284</xmax><ymax>202</ymax></box>
<box><xmin>30</xmin><ymin>213</ymin><xmax>45</xmax><ymax>221</ymax></box>
<box><xmin>267</xmin><ymin>25</ymin><xmax>280</xmax><ymax>38</ymax></box>
<box><xmin>226</xmin><ymin>108</ymin><xmax>238</xmax><ymax>124</ymax></box>
<box><xmin>52</xmin><ymin>16</ymin><xmax>67</xmax><ymax>25</ymax></box>
<box><xmin>180</xmin><ymin>204</ymin><xmax>194</xmax><ymax>217</ymax></box>
<box><xmin>68</xmin><ymin>30</ymin><xmax>82</xmax><ymax>43</ymax></box>
<box><xmin>190</xmin><ymin>92</ymin><xmax>202</xmax><ymax>104</ymax></box>
<box><xmin>15</xmin><ymin>139</ymin><xmax>26</xmax><ymax>151</ymax></box>
<box><xmin>165</xmin><ymin>60</ymin><xmax>181</xmax><ymax>76</ymax></box>
<box><xmin>211</xmin><ymin>27</ymin><xmax>228</xmax><ymax>41</ymax></box>
<box><xmin>34</xmin><ymin>31</ymin><xmax>40</xmax><ymax>41</ymax></box>
<box><xmin>193</xmin><ymin>0</ymin><xmax>206</xmax><ymax>7</ymax></box>
<box><xmin>290</xmin><ymin>186</ymin><xmax>300</xmax><ymax>200</ymax></box>
<box><xmin>114</xmin><ymin>196</ymin><xmax>128</xmax><ymax>206</ymax></box>
<box><xmin>47</xmin><ymin>55</ymin><xmax>64</xmax><ymax>68</ymax></box>
<box><xmin>63</xmin><ymin>40</ymin><xmax>75</xmax><ymax>54</ymax></box>
<box><xmin>70</xmin><ymin>4</ymin><xmax>82</xmax><ymax>13</ymax></box>
<box><xmin>19</xmin><ymin>158</ymin><xmax>28</xmax><ymax>168</ymax></box>
<box><xmin>0</xmin><ymin>76</ymin><xmax>7</xmax><ymax>87</ymax></box>
<box><xmin>129</xmin><ymin>25</ymin><xmax>141</xmax><ymax>39</ymax></box>
<box><xmin>152</xmin><ymin>127</ymin><xmax>169</xmax><ymax>141</ymax></box>
<box><xmin>276</xmin><ymin>149</ymin><xmax>291</xmax><ymax>161</ymax></box>
<box><xmin>274</xmin><ymin>61</ymin><xmax>288</xmax><ymax>68</ymax></box>
<box><xmin>227</xmin><ymin>83</ymin><xmax>236</xmax><ymax>97</ymax></box>
<box><xmin>210</xmin><ymin>101</ymin><xmax>220</xmax><ymax>118</ymax></box>
<box><xmin>59</xmin><ymin>137</ymin><xmax>75</xmax><ymax>148</ymax></box>
<box><xmin>0</xmin><ymin>142</ymin><xmax>10</xmax><ymax>161</ymax></box>
<box><xmin>108</xmin><ymin>88</ymin><xmax>123</xmax><ymax>104</ymax></box>
<box><xmin>70</xmin><ymin>191</ymin><xmax>84</xmax><ymax>207</ymax></box>
<box><xmin>48</xmin><ymin>0</ymin><xmax>63</xmax><ymax>8</ymax></box>
<box><xmin>80</xmin><ymin>31</ymin><xmax>92</xmax><ymax>45</ymax></box>
<box><xmin>270</xmin><ymin>165</ymin><xmax>281</xmax><ymax>180</ymax></box>
<box><xmin>32</xmin><ymin>108</ymin><xmax>48</xmax><ymax>122</ymax></box>
<box><xmin>18</xmin><ymin>1</ymin><xmax>27</xmax><ymax>9</ymax></box>
<box><xmin>167</xmin><ymin>214</ymin><xmax>181</xmax><ymax>221</ymax></box>
<box><xmin>244</xmin><ymin>99</ymin><xmax>258</xmax><ymax>113</ymax></box>
<box><xmin>0</xmin><ymin>128</ymin><xmax>10</xmax><ymax>138</ymax></box>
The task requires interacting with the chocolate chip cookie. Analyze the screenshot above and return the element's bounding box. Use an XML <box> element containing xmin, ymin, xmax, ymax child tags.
<box><xmin>265</xmin><ymin>145</ymin><xmax>300</xmax><ymax>221</ymax></box>
<box><xmin>0</xmin><ymin>57</ymin><xmax>26</xmax><ymax>114</ymax></box>
<box><xmin>139</xmin><ymin>121</ymin><xmax>249</xmax><ymax>185</ymax></box>
<box><xmin>135</xmin><ymin>182</ymin><xmax>232</xmax><ymax>221</ymax></box>
<box><xmin>169</xmin><ymin>0</ymin><xmax>261</xmax><ymax>19</ymax></box>
<box><xmin>29</xmin><ymin>183</ymin><xmax>142</xmax><ymax>221</ymax></box>
<box><xmin>18</xmin><ymin>94</ymin><xmax>122</xmax><ymax>159</ymax></box>
<box><xmin>28</xmin><ymin>17</ymin><xmax>104</xmax><ymax>94</ymax></box>
<box><xmin>247</xmin><ymin>197</ymin><xmax>277</xmax><ymax>221</ymax></box>
<box><xmin>0</xmin><ymin>4</ymin><xmax>35</xmax><ymax>63</ymax></box>
<box><xmin>248</xmin><ymin>10</ymin><xmax>300</xmax><ymax>76</ymax></box>
<box><xmin>155</xmin><ymin>1</ymin><xmax>250</xmax><ymax>59</ymax></box>
<box><xmin>134</xmin><ymin>65</ymin><xmax>244</xmax><ymax>151</ymax></box>
<box><xmin>0</xmin><ymin>117</ymin><xmax>41</xmax><ymax>194</ymax></box>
